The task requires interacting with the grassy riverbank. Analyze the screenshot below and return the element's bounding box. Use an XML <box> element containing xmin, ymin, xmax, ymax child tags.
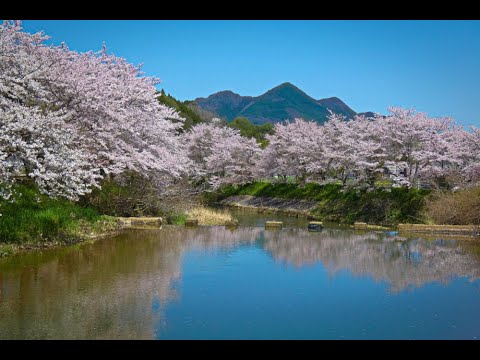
<box><xmin>0</xmin><ymin>184</ymin><xmax>120</xmax><ymax>258</ymax></box>
<box><xmin>208</xmin><ymin>182</ymin><xmax>430</xmax><ymax>225</ymax></box>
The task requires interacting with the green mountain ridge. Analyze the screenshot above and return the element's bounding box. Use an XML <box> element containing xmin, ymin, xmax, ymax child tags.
<box><xmin>193</xmin><ymin>82</ymin><xmax>368</xmax><ymax>124</ymax></box>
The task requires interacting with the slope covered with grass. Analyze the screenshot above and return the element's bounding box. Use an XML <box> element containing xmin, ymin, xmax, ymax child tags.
<box><xmin>0</xmin><ymin>183</ymin><xmax>116</xmax><ymax>246</ymax></box>
<box><xmin>211</xmin><ymin>182</ymin><xmax>429</xmax><ymax>225</ymax></box>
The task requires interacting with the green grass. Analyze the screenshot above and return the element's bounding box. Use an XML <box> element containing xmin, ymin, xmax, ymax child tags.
<box><xmin>0</xmin><ymin>244</ymin><xmax>15</xmax><ymax>257</ymax></box>
<box><xmin>210</xmin><ymin>181</ymin><xmax>430</xmax><ymax>226</ymax></box>
<box><xmin>214</xmin><ymin>182</ymin><xmax>345</xmax><ymax>201</ymax></box>
<box><xmin>167</xmin><ymin>213</ymin><xmax>187</xmax><ymax>225</ymax></box>
<box><xmin>0</xmin><ymin>183</ymin><xmax>111</xmax><ymax>245</ymax></box>
<box><xmin>375</xmin><ymin>179</ymin><xmax>393</xmax><ymax>187</ymax></box>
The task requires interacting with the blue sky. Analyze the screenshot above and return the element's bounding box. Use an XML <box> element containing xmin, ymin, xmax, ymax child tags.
<box><xmin>22</xmin><ymin>20</ymin><xmax>480</xmax><ymax>127</ymax></box>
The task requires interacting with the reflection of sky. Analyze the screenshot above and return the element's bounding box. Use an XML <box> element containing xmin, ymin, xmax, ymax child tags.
<box><xmin>1</xmin><ymin>225</ymin><xmax>480</xmax><ymax>339</ymax></box>
<box><xmin>409</xmin><ymin>251</ymin><xmax>422</xmax><ymax>265</ymax></box>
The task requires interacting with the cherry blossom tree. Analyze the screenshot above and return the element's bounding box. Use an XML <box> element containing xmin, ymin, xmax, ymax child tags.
<box><xmin>206</xmin><ymin>131</ymin><xmax>261</xmax><ymax>189</ymax></box>
<box><xmin>318</xmin><ymin>113</ymin><xmax>384</xmax><ymax>186</ymax></box>
<box><xmin>0</xmin><ymin>21</ymin><xmax>101</xmax><ymax>199</ymax></box>
<box><xmin>416</xmin><ymin>123</ymin><xmax>471</xmax><ymax>187</ymax></box>
<box><xmin>1</xmin><ymin>20</ymin><xmax>188</xmax><ymax>200</ymax></box>
<box><xmin>182</xmin><ymin>123</ymin><xmax>261</xmax><ymax>189</ymax></box>
<box><xmin>47</xmin><ymin>42</ymin><xmax>188</xmax><ymax>179</ymax></box>
<box><xmin>376</xmin><ymin>108</ymin><xmax>470</xmax><ymax>187</ymax></box>
<box><xmin>258</xmin><ymin>118</ymin><xmax>323</xmax><ymax>182</ymax></box>
<box><xmin>260</xmin><ymin>115</ymin><xmax>384</xmax><ymax>186</ymax></box>
<box><xmin>347</xmin><ymin>114</ymin><xmax>386</xmax><ymax>185</ymax></box>
<box><xmin>462</xmin><ymin>126</ymin><xmax>480</xmax><ymax>185</ymax></box>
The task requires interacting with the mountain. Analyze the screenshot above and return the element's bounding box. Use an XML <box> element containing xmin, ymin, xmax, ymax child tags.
<box><xmin>193</xmin><ymin>82</ymin><xmax>370</xmax><ymax>124</ymax></box>
<box><xmin>357</xmin><ymin>111</ymin><xmax>376</xmax><ymax>118</ymax></box>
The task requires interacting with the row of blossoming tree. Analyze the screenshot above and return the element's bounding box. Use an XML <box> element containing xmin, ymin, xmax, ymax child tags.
<box><xmin>2</xmin><ymin>21</ymin><xmax>480</xmax><ymax>204</ymax></box>
<box><xmin>185</xmin><ymin>111</ymin><xmax>480</xmax><ymax>190</ymax></box>
<box><xmin>259</xmin><ymin>111</ymin><xmax>480</xmax><ymax>189</ymax></box>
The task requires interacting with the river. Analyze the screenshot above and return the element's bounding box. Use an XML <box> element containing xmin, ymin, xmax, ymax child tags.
<box><xmin>1</xmin><ymin>208</ymin><xmax>480</xmax><ymax>339</ymax></box>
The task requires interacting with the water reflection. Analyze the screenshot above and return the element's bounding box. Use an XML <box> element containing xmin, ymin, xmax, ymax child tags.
<box><xmin>0</xmin><ymin>232</ymin><xmax>183</xmax><ymax>339</ymax></box>
<box><xmin>262</xmin><ymin>228</ymin><xmax>480</xmax><ymax>292</ymax></box>
<box><xmin>1</xmin><ymin>225</ymin><xmax>480</xmax><ymax>339</ymax></box>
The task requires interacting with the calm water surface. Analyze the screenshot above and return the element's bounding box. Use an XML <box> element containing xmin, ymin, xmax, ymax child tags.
<box><xmin>1</xmin><ymin>209</ymin><xmax>480</xmax><ymax>339</ymax></box>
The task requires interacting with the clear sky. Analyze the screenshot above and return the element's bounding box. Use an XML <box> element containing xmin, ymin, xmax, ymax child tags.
<box><xmin>22</xmin><ymin>20</ymin><xmax>480</xmax><ymax>127</ymax></box>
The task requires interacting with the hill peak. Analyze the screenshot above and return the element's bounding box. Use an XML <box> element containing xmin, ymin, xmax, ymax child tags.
<box><xmin>275</xmin><ymin>82</ymin><xmax>297</xmax><ymax>88</ymax></box>
<box><xmin>317</xmin><ymin>97</ymin><xmax>356</xmax><ymax>119</ymax></box>
<box><xmin>267</xmin><ymin>82</ymin><xmax>303</xmax><ymax>93</ymax></box>
<box><xmin>213</xmin><ymin>90</ymin><xmax>239</xmax><ymax>96</ymax></box>
<box><xmin>197</xmin><ymin>90</ymin><xmax>241</xmax><ymax>100</ymax></box>
<box><xmin>320</xmin><ymin>96</ymin><xmax>341</xmax><ymax>102</ymax></box>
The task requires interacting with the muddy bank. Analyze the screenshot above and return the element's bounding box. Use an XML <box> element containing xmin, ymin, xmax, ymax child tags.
<box><xmin>220</xmin><ymin>195</ymin><xmax>318</xmax><ymax>218</ymax></box>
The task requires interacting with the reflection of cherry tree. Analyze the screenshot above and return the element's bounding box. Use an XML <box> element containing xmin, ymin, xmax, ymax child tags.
<box><xmin>261</xmin><ymin>228</ymin><xmax>480</xmax><ymax>292</ymax></box>
<box><xmin>0</xmin><ymin>233</ymin><xmax>184</xmax><ymax>339</ymax></box>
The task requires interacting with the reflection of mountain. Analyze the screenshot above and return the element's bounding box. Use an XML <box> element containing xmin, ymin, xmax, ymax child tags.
<box><xmin>1</xmin><ymin>226</ymin><xmax>480</xmax><ymax>339</ymax></box>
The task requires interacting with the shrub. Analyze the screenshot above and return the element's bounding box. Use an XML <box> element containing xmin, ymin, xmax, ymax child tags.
<box><xmin>424</xmin><ymin>188</ymin><xmax>480</xmax><ymax>225</ymax></box>
<box><xmin>82</xmin><ymin>172</ymin><xmax>202</xmax><ymax>219</ymax></box>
